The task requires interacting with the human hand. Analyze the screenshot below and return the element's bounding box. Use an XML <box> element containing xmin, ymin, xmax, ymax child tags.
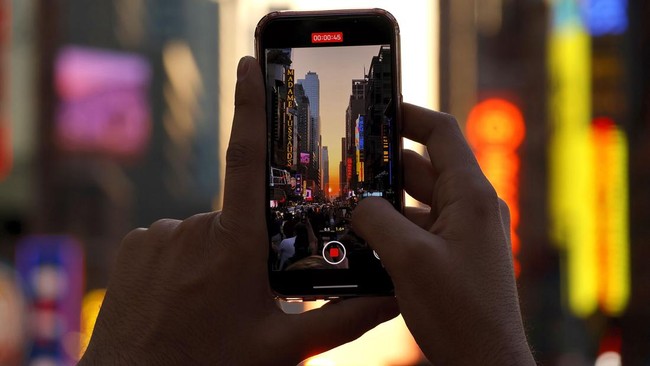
<box><xmin>352</xmin><ymin>104</ymin><xmax>535</xmax><ymax>365</ymax></box>
<box><xmin>79</xmin><ymin>56</ymin><xmax>398</xmax><ymax>366</ymax></box>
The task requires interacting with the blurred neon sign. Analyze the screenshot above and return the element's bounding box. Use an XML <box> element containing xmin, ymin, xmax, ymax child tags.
<box><xmin>55</xmin><ymin>46</ymin><xmax>152</xmax><ymax>159</ymax></box>
<box><xmin>300</xmin><ymin>152</ymin><xmax>310</xmax><ymax>164</ymax></box>
<box><xmin>548</xmin><ymin>18</ymin><xmax>597</xmax><ymax>317</ymax></box>
<box><xmin>0</xmin><ymin>124</ymin><xmax>10</xmax><ymax>181</ymax></box>
<box><xmin>582</xmin><ymin>0</ymin><xmax>628</xmax><ymax>36</ymax></box>
<box><xmin>357</xmin><ymin>116</ymin><xmax>364</xmax><ymax>151</ymax></box>
<box><xmin>15</xmin><ymin>236</ymin><xmax>84</xmax><ymax>365</ymax></box>
<box><xmin>548</xmin><ymin>7</ymin><xmax>629</xmax><ymax>316</ymax></box>
<box><xmin>0</xmin><ymin>1</ymin><xmax>9</xmax><ymax>181</ymax></box>
<box><xmin>80</xmin><ymin>289</ymin><xmax>106</xmax><ymax>358</ymax></box>
<box><xmin>467</xmin><ymin>98</ymin><xmax>525</xmax><ymax>277</ymax></box>
<box><xmin>592</xmin><ymin>117</ymin><xmax>629</xmax><ymax>316</ymax></box>
<box><xmin>286</xmin><ymin>69</ymin><xmax>295</xmax><ymax>167</ymax></box>
<box><xmin>0</xmin><ymin>265</ymin><xmax>24</xmax><ymax>365</ymax></box>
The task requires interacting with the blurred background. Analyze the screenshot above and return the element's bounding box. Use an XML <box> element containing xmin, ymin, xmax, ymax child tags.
<box><xmin>0</xmin><ymin>0</ymin><xmax>648</xmax><ymax>365</ymax></box>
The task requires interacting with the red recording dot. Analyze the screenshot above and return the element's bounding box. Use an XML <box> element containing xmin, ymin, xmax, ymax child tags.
<box><xmin>329</xmin><ymin>247</ymin><xmax>339</xmax><ymax>258</ymax></box>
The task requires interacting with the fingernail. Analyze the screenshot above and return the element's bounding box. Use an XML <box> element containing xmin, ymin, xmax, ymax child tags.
<box><xmin>237</xmin><ymin>57</ymin><xmax>251</xmax><ymax>80</ymax></box>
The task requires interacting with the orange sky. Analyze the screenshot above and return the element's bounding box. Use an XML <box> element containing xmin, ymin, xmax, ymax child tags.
<box><xmin>292</xmin><ymin>45</ymin><xmax>382</xmax><ymax>196</ymax></box>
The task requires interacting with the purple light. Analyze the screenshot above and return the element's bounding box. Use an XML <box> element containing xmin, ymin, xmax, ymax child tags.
<box><xmin>55</xmin><ymin>46</ymin><xmax>152</xmax><ymax>158</ymax></box>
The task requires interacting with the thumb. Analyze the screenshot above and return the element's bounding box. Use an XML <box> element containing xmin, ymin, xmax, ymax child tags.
<box><xmin>220</xmin><ymin>56</ymin><xmax>266</xmax><ymax>232</ymax></box>
<box><xmin>287</xmin><ymin>297</ymin><xmax>399</xmax><ymax>361</ymax></box>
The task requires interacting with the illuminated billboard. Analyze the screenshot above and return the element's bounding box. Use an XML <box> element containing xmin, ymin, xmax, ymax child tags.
<box><xmin>548</xmin><ymin>0</ymin><xmax>629</xmax><ymax>317</ymax></box>
<box><xmin>300</xmin><ymin>152</ymin><xmax>310</xmax><ymax>164</ymax></box>
<box><xmin>55</xmin><ymin>46</ymin><xmax>152</xmax><ymax>159</ymax></box>
<box><xmin>286</xmin><ymin>68</ymin><xmax>296</xmax><ymax>167</ymax></box>
<box><xmin>15</xmin><ymin>236</ymin><xmax>84</xmax><ymax>365</ymax></box>
<box><xmin>467</xmin><ymin>98</ymin><xmax>525</xmax><ymax>276</ymax></box>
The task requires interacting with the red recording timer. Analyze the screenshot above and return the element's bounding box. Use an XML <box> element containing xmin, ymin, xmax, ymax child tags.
<box><xmin>311</xmin><ymin>32</ymin><xmax>343</xmax><ymax>43</ymax></box>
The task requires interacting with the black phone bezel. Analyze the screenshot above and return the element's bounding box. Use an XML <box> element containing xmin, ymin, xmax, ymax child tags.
<box><xmin>256</xmin><ymin>9</ymin><xmax>402</xmax><ymax>299</ymax></box>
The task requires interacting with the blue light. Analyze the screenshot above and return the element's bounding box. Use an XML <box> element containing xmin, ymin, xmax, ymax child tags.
<box><xmin>358</xmin><ymin>116</ymin><xmax>364</xmax><ymax>151</ymax></box>
<box><xmin>583</xmin><ymin>0</ymin><xmax>628</xmax><ymax>36</ymax></box>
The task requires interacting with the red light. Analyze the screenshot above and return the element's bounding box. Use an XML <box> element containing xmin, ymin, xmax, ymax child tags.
<box><xmin>466</xmin><ymin>98</ymin><xmax>525</xmax><ymax>278</ymax></box>
<box><xmin>0</xmin><ymin>124</ymin><xmax>11</xmax><ymax>181</ymax></box>
<box><xmin>312</xmin><ymin>32</ymin><xmax>343</xmax><ymax>44</ymax></box>
<box><xmin>329</xmin><ymin>247</ymin><xmax>339</xmax><ymax>258</ymax></box>
<box><xmin>466</xmin><ymin>98</ymin><xmax>525</xmax><ymax>150</ymax></box>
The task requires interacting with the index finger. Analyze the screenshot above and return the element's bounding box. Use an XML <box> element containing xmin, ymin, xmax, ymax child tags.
<box><xmin>402</xmin><ymin>103</ymin><xmax>481</xmax><ymax>176</ymax></box>
<box><xmin>351</xmin><ymin>197</ymin><xmax>443</xmax><ymax>279</ymax></box>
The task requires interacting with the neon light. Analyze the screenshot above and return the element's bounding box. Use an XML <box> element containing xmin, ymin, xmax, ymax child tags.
<box><xmin>548</xmin><ymin>16</ymin><xmax>597</xmax><ymax>317</ymax></box>
<box><xmin>15</xmin><ymin>236</ymin><xmax>84</xmax><ymax>364</ymax></box>
<box><xmin>0</xmin><ymin>124</ymin><xmax>10</xmax><ymax>181</ymax></box>
<box><xmin>467</xmin><ymin>98</ymin><xmax>525</xmax><ymax>277</ymax></box>
<box><xmin>0</xmin><ymin>2</ymin><xmax>10</xmax><ymax>181</ymax></box>
<box><xmin>582</xmin><ymin>0</ymin><xmax>628</xmax><ymax>36</ymax></box>
<box><xmin>286</xmin><ymin>69</ymin><xmax>295</xmax><ymax>167</ymax></box>
<box><xmin>592</xmin><ymin>118</ymin><xmax>629</xmax><ymax>316</ymax></box>
<box><xmin>80</xmin><ymin>289</ymin><xmax>107</xmax><ymax>357</ymax></box>
<box><xmin>56</xmin><ymin>46</ymin><xmax>152</xmax><ymax>158</ymax></box>
<box><xmin>358</xmin><ymin>116</ymin><xmax>364</xmax><ymax>151</ymax></box>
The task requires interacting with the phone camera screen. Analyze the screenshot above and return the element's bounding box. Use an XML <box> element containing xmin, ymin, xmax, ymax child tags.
<box><xmin>266</xmin><ymin>40</ymin><xmax>397</xmax><ymax>273</ymax></box>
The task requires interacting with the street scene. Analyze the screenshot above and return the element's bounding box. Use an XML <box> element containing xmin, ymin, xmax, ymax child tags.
<box><xmin>266</xmin><ymin>45</ymin><xmax>395</xmax><ymax>270</ymax></box>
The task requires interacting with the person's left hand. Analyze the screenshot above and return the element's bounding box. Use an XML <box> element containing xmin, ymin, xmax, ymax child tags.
<box><xmin>79</xmin><ymin>56</ymin><xmax>399</xmax><ymax>366</ymax></box>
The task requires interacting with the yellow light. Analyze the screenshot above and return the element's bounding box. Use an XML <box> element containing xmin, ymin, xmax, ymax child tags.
<box><xmin>548</xmin><ymin>22</ymin><xmax>598</xmax><ymax>317</ymax></box>
<box><xmin>548</xmin><ymin>22</ymin><xmax>630</xmax><ymax>318</ymax></box>
<box><xmin>300</xmin><ymin>301</ymin><xmax>421</xmax><ymax>365</ymax></box>
<box><xmin>304</xmin><ymin>357</ymin><xmax>336</xmax><ymax>366</ymax></box>
<box><xmin>79</xmin><ymin>289</ymin><xmax>106</xmax><ymax>358</ymax></box>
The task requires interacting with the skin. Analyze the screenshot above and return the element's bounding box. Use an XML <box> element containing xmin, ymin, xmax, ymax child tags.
<box><xmin>79</xmin><ymin>56</ymin><xmax>535</xmax><ymax>365</ymax></box>
<box><xmin>78</xmin><ymin>57</ymin><xmax>399</xmax><ymax>366</ymax></box>
<box><xmin>352</xmin><ymin>105</ymin><xmax>536</xmax><ymax>365</ymax></box>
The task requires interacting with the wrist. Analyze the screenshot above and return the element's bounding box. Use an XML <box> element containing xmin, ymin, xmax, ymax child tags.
<box><xmin>471</xmin><ymin>329</ymin><xmax>536</xmax><ymax>366</ymax></box>
<box><xmin>79</xmin><ymin>332</ymin><xmax>172</xmax><ymax>365</ymax></box>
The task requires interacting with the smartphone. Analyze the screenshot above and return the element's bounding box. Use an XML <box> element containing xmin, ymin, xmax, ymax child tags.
<box><xmin>256</xmin><ymin>9</ymin><xmax>403</xmax><ymax>300</ymax></box>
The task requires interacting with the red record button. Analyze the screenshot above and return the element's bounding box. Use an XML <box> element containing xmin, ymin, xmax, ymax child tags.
<box><xmin>323</xmin><ymin>241</ymin><xmax>346</xmax><ymax>265</ymax></box>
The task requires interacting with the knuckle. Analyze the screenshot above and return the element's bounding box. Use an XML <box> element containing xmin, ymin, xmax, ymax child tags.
<box><xmin>441</xmin><ymin>168</ymin><xmax>500</xmax><ymax>216</ymax></box>
<box><xmin>118</xmin><ymin>228</ymin><xmax>146</xmax><ymax>253</ymax></box>
<box><xmin>392</xmin><ymin>234</ymin><xmax>440</xmax><ymax>280</ymax></box>
<box><xmin>149</xmin><ymin>218</ymin><xmax>180</xmax><ymax>233</ymax></box>
<box><xmin>177</xmin><ymin>212</ymin><xmax>222</xmax><ymax>244</ymax></box>
<box><xmin>435</xmin><ymin>112</ymin><xmax>462</xmax><ymax>136</ymax></box>
<box><xmin>441</xmin><ymin>112</ymin><xmax>460</xmax><ymax>129</ymax></box>
<box><xmin>463</xmin><ymin>178</ymin><xmax>500</xmax><ymax>219</ymax></box>
<box><xmin>146</xmin><ymin>218</ymin><xmax>181</xmax><ymax>245</ymax></box>
<box><xmin>178</xmin><ymin>212</ymin><xmax>216</xmax><ymax>232</ymax></box>
<box><xmin>122</xmin><ymin>227</ymin><xmax>146</xmax><ymax>244</ymax></box>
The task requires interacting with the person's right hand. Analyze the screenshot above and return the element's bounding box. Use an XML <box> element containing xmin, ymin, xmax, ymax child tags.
<box><xmin>352</xmin><ymin>104</ymin><xmax>535</xmax><ymax>365</ymax></box>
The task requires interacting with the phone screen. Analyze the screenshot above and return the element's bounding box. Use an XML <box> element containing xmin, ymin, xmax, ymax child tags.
<box><xmin>259</xmin><ymin>11</ymin><xmax>400</xmax><ymax>297</ymax></box>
